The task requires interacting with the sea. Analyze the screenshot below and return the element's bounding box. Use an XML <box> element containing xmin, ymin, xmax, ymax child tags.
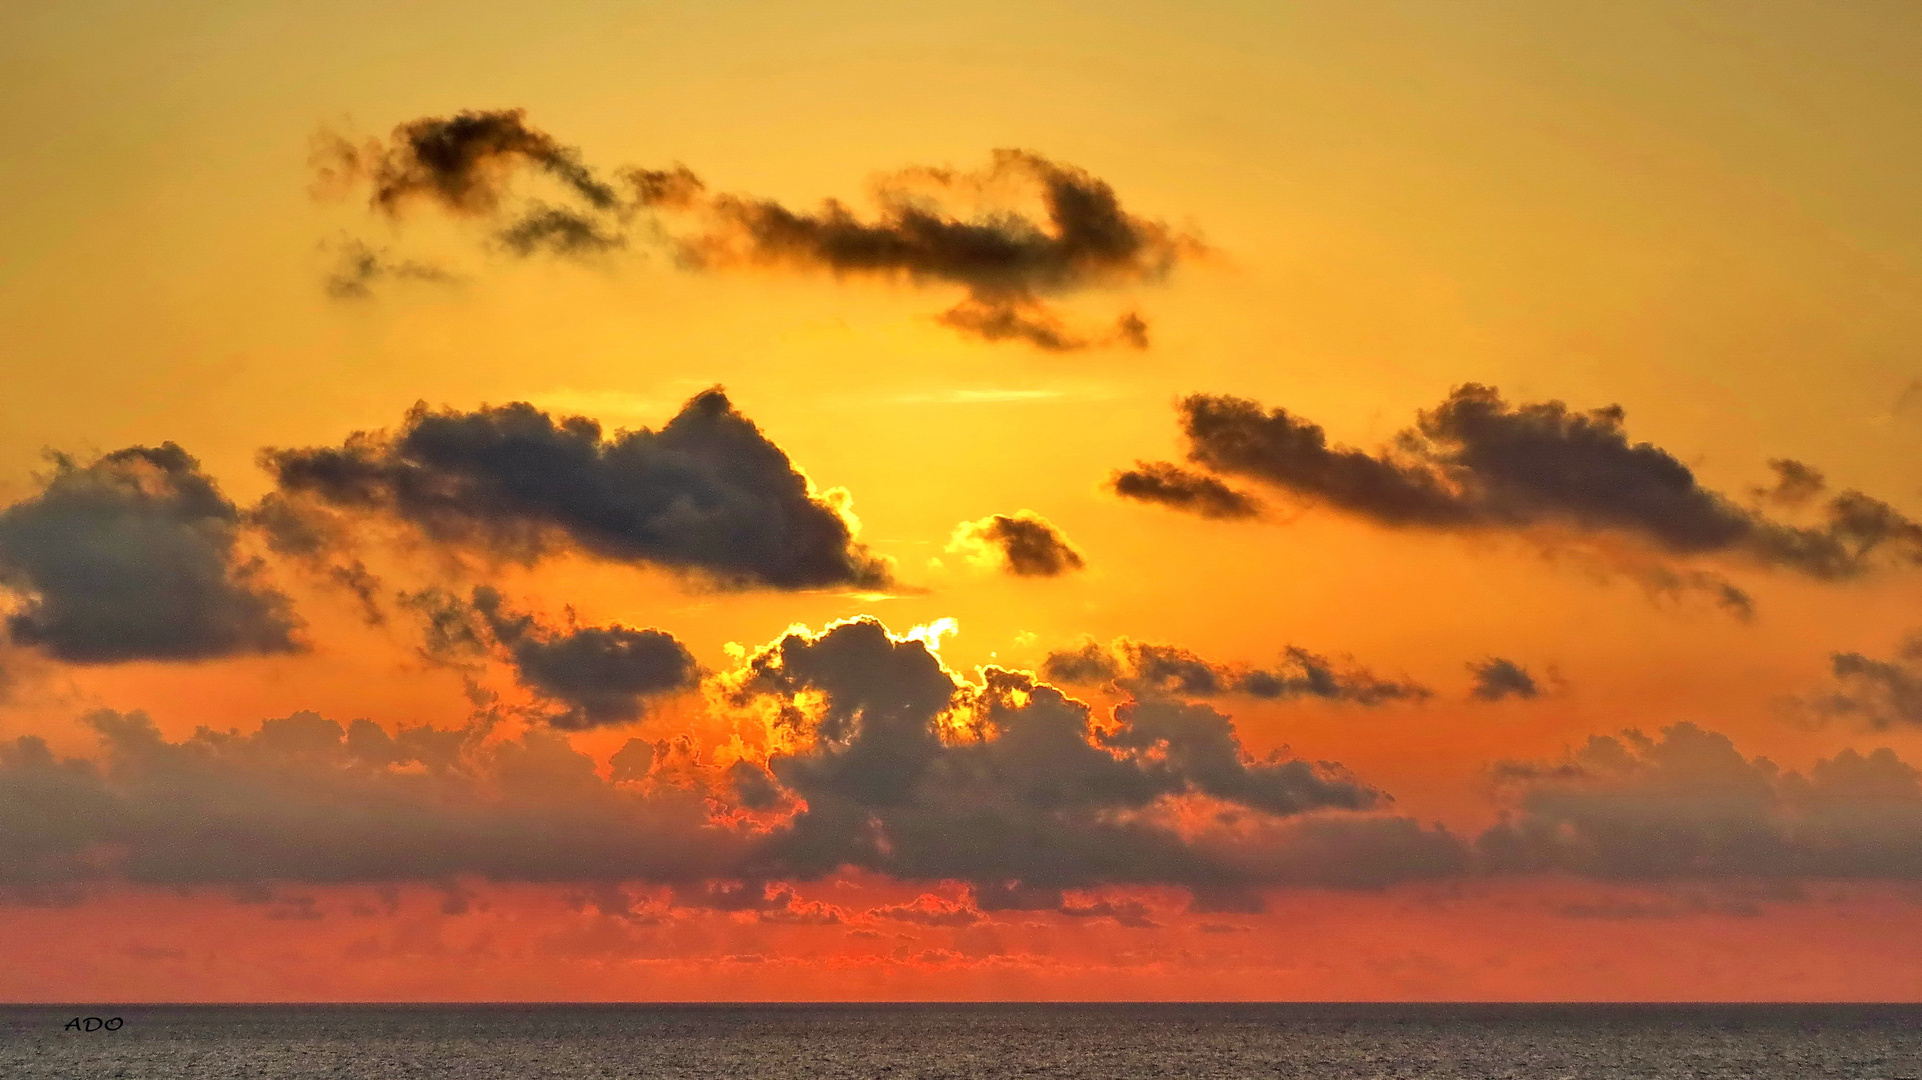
<box><xmin>2</xmin><ymin>1003</ymin><xmax>1919</xmax><ymax>1079</ymax></box>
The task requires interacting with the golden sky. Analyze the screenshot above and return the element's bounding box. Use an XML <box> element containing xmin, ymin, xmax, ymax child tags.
<box><xmin>5</xmin><ymin>0</ymin><xmax>1922</xmax><ymax>1001</ymax></box>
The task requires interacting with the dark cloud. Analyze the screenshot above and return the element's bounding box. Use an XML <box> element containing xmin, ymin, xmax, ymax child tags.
<box><xmin>1147</xmin><ymin>385</ymin><xmax>1922</xmax><ymax>583</ymax></box>
<box><xmin>393</xmin><ymin>587</ymin><xmax>697</xmax><ymax>728</ymax></box>
<box><xmin>1109</xmin><ymin>460</ymin><xmax>1263</xmax><ymax>520</ymax></box>
<box><xmin>261</xmin><ymin>388</ymin><xmax>892</xmax><ymax>590</ymax></box>
<box><xmin>323</xmin><ymin>239</ymin><xmax>458</xmax><ymax>300</ymax></box>
<box><xmin>1467</xmin><ymin>657</ymin><xmax>1540</xmax><ymax>701</ymax></box>
<box><xmin>725</xmin><ymin>618</ymin><xmax>1443</xmax><ymax>896</ymax></box>
<box><xmin>16</xmin><ymin>622</ymin><xmax>1917</xmax><ymax>897</ymax></box>
<box><xmin>936</xmin><ymin>297</ymin><xmax>1148</xmax><ymax>352</ymax></box>
<box><xmin>317</xmin><ymin>112</ymin><xmax>1194</xmax><ymax>349</ymax></box>
<box><xmin>1042</xmin><ymin>637</ymin><xmax>1430</xmax><ymax>706</ymax></box>
<box><xmin>470</xmin><ymin>587</ymin><xmax>699</xmax><ymax>729</ymax></box>
<box><xmin>1806</xmin><ymin>633</ymin><xmax>1922</xmax><ymax>730</ymax></box>
<box><xmin>0</xmin><ymin>445</ymin><xmax>301</xmax><ymax>663</ymax></box>
<box><xmin>397</xmin><ymin>587</ymin><xmax>490</xmax><ymax>665</ymax></box>
<box><xmin>950</xmin><ymin>511</ymin><xmax>1085</xmax><ymax>577</ymax></box>
<box><xmin>1755</xmin><ymin>458</ymin><xmax>1826</xmax><ymax>508</ymax></box>
<box><xmin>497</xmin><ymin>205</ymin><xmax>626</xmax><ymax>258</ymax></box>
<box><xmin>681</xmin><ymin>149</ymin><xmax>1190</xmax><ymax>350</ymax></box>
<box><xmin>249</xmin><ymin>492</ymin><xmax>387</xmax><ymax>625</ymax></box>
<box><xmin>0</xmin><ymin>709</ymin><xmax>738</xmax><ymax>890</ymax></box>
<box><xmin>1481</xmin><ymin>722</ymin><xmax>1922</xmax><ymax>881</ymax></box>
<box><xmin>316</xmin><ymin>108</ymin><xmax>614</xmax><ymax>217</ymax></box>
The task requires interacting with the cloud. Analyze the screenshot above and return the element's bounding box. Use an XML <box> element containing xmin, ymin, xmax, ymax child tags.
<box><xmin>496</xmin><ymin>205</ymin><xmax>626</xmax><ymax>258</ymax></box>
<box><xmin>15</xmin><ymin>622</ymin><xmax>1916</xmax><ymax>898</ymax></box>
<box><xmin>1042</xmin><ymin>637</ymin><xmax>1430</xmax><ymax>705</ymax></box>
<box><xmin>0</xmin><ymin>445</ymin><xmax>301</xmax><ymax>663</ymax></box>
<box><xmin>316</xmin><ymin>112</ymin><xmax>1196</xmax><ymax>349</ymax></box>
<box><xmin>315</xmin><ymin>108</ymin><xmax>614</xmax><ymax>217</ymax></box>
<box><xmin>470</xmin><ymin>587</ymin><xmax>699</xmax><ymax>729</ymax></box>
<box><xmin>1481</xmin><ymin>722</ymin><xmax>1922</xmax><ymax>880</ymax></box>
<box><xmin>260</xmin><ymin>388</ymin><xmax>892</xmax><ymax>590</ymax></box>
<box><xmin>391</xmin><ymin>586</ymin><xmax>698</xmax><ymax>728</ymax></box>
<box><xmin>0</xmin><ymin>709</ymin><xmax>737</xmax><ymax>890</ymax></box>
<box><xmin>1138</xmin><ymin>385</ymin><xmax>1922</xmax><ymax>584</ymax></box>
<box><xmin>1467</xmin><ymin>657</ymin><xmax>1540</xmax><ymax>701</ymax></box>
<box><xmin>1804</xmin><ymin>633</ymin><xmax>1922</xmax><ymax>730</ymax></box>
<box><xmin>322</xmin><ymin>239</ymin><xmax>458</xmax><ymax>300</ymax></box>
<box><xmin>723</xmin><ymin>618</ymin><xmax>1442</xmax><ymax>895</ymax></box>
<box><xmin>678</xmin><ymin>149</ymin><xmax>1190</xmax><ymax>350</ymax></box>
<box><xmin>1109</xmin><ymin>461</ymin><xmax>1263</xmax><ymax>520</ymax></box>
<box><xmin>868</xmin><ymin>894</ymin><xmax>983</xmax><ymax>926</ymax></box>
<box><xmin>948</xmin><ymin>511</ymin><xmax>1086</xmax><ymax>577</ymax></box>
<box><xmin>1754</xmin><ymin>458</ymin><xmax>1826</xmax><ymax>508</ymax></box>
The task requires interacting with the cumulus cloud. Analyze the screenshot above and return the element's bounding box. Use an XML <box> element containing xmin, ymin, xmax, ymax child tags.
<box><xmin>1042</xmin><ymin>637</ymin><xmax>1430</xmax><ymax>706</ymax></box>
<box><xmin>315</xmin><ymin>111</ymin><xmax>1196</xmax><ymax>349</ymax></box>
<box><xmin>391</xmin><ymin>587</ymin><xmax>698</xmax><ymax>728</ymax></box>
<box><xmin>1109</xmin><ymin>461</ymin><xmax>1263</xmax><ymax>520</ymax></box>
<box><xmin>0</xmin><ymin>445</ymin><xmax>301</xmax><ymax>663</ymax></box>
<box><xmin>260</xmin><ymin>388</ymin><xmax>892</xmax><ymax>590</ymax></box>
<box><xmin>470</xmin><ymin>587</ymin><xmax>699</xmax><ymax>729</ymax></box>
<box><xmin>1481</xmin><ymin>722</ymin><xmax>1922</xmax><ymax>880</ymax></box>
<box><xmin>723</xmin><ymin>618</ymin><xmax>1442</xmax><ymax>896</ymax></box>
<box><xmin>1131</xmin><ymin>385</ymin><xmax>1922</xmax><ymax>586</ymax></box>
<box><xmin>948</xmin><ymin>511</ymin><xmax>1086</xmax><ymax>577</ymax></box>
<box><xmin>13</xmin><ymin>630</ymin><xmax>1921</xmax><ymax>899</ymax></box>
<box><xmin>0</xmin><ymin>709</ymin><xmax>736</xmax><ymax>891</ymax></box>
<box><xmin>1467</xmin><ymin>657</ymin><xmax>1541</xmax><ymax>701</ymax></box>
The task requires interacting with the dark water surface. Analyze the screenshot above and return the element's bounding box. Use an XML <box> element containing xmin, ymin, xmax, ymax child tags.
<box><xmin>3</xmin><ymin>1003</ymin><xmax>1919</xmax><ymax>1079</ymax></box>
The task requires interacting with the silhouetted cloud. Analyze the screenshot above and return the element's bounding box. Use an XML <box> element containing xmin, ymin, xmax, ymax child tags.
<box><xmin>722</xmin><ymin>618</ymin><xmax>1449</xmax><ymax>896</ymax></box>
<box><xmin>261</xmin><ymin>388</ymin><xmax>892</xmax><ymax>590</ymax></box>
<box><xmin>1481</xmin><ymin>722</ymin><xmax>1922</xmax><ymax>880</ymax></box>
<box><xmin>949</xmin><ymin>511</ymin><xmax>1085</xmax><ymax>577</ymax></box>
<box><xmin>680</xmin><ymin>149</ymin><xmax>1190</xmax><ymax>350</ymax></box>
<box><xmin>1804</xmin><ymin>633</ymin><xmax>1922</xmax><ymax>730</ymax></box>
<box><xmin>391</xmin><ymin>586</ymin><xmax>697</xmax><ymax>728</ymax></box>
<box><xmin>936</xmin><ymin>297</ymin><xmax>1148</xmax><ymax>351</ymax></box>
<box><xmin>1136</xmin><ymin>385</ymin><xmax>1922</xmax><ymax>585</ymax></box>
<box><xmin>1042</xmin><ymin>637</ymin><xmax>1430</xmax><ymax>705</ymax></box>
<box><xmin>1755</xmin><ymin>458</ymin><xmax>1826</xmax><ymax>508</ymax></box>
<box><xmin>249</xmin><ymin>492</ymin><xmax>387</xmax><ymax>625</ymax></box>
<box><xmin>316</xmin><ymin>111</ymin><xmax>1196</xmax><ymax>348</ymax></box>
<box><xmin>1468</xmin><ymin>657</ymin><xmax>1540</xmax><ymax>701</ymax></box>
<box><xmin>15</xmin><ymin>623</ymin><xmax>1918</xmax><ymax>897</ymax></box>
<box><xmin>497</xmin><ymin>205</ymin><xmax>626</xmax><ymax>258</ymax></box>
<box><xmin>0</xmin><ymin>445</ymin><xmax>301</xmax><ymax>663</ymax></box>
<box><xmin>1109</xmin><ymin>460</ymin><xmax>1263</xmax><ymax>519</ymax></box>
<box><xmin>315</xmin><ymin>108</ymin><xmax>614</xmax><ymax>217</ymax></box>
<box><xmin>323</xmin><ymin>239</ymin><xmax>458</xmax><ymax>299</ymax></box>
<box><xmin>471</xmin><ymin>587</ymin><xmax>698</xmax><ymax>729</ymax></box>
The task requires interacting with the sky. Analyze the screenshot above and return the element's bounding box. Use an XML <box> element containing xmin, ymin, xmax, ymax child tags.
<box><xmin>4</xmin><ymin>0</ymin><xmax>1922</xmax><ymax>1001</ymax></box>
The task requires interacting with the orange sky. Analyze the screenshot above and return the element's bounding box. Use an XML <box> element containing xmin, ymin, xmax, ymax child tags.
<box><xmin>5</xmin><ymin>0</ymin><xmax>1922</xmax><ymax>1001</ymax></box>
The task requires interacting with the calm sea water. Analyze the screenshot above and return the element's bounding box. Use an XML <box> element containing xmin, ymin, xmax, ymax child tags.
<box><xmin>2</xmin><ymin>1003</ymin><xmax>1918</xmax><ymax>1079</ymax></box>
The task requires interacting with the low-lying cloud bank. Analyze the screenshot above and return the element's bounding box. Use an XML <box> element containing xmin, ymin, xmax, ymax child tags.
<box><xmin>7</xmin><ymin>618</ymin><xmax>1922</xmax><ymax>911</ymax></box>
